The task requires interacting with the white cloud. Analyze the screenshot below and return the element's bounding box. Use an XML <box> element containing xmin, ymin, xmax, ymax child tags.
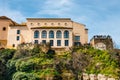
<box><xmin>0</xmin><ymin>1</ymin><xmax>25</xmax><ymax>23</ymax></box>
<box><xmin>0</xmin><ymin>9</ymin><xmax>25</xmax><ymax>23</ymax></box>
<box><xmin>37</xmin><ymin>0</ymin><xmax>75</xmax><ymax>17</ymax></box>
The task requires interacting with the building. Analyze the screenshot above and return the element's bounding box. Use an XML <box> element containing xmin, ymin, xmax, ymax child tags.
<box><xmin>0</xmin><ymin>16</ymin><xmax>18</xmax><ymax>48</ymax></box>
<box><xmin>90</xmin><ymin>35</ymin><xmax>113</xmax><ymax>50</ymax></box>
<box><xmin>0</xmin><ymin>16</ymin><xmax>88</xmax><ymax>49</ymax></box>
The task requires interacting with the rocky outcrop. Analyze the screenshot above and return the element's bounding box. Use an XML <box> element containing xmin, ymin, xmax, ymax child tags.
<box><xmin>82</xmin><ymin>73</ymin><xmax>116</xmax><ymax>80</ymax></box>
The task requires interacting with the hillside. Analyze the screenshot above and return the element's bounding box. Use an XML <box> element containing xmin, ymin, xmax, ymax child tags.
<box><xmin>0</xmin><ymin>44</ymin><xmax>120</xmax><ymax>80</ymax></box>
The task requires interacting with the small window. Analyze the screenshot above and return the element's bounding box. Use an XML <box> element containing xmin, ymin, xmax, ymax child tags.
<box><xmin>65</xmin><ymin>23</ymin><xmax>67</xmax><ymax>26</ymax></box>
<box><xmin>3</xmin><ymin>27</ymin><xmax>6</xmax><ymax>31</ymax></box>
<box><xmin>38</xmin><ymin>23</ymin><xmax>40</xmax><ymax>26</ymax></box>
<box><xmin>74</xmin><ymin>42</ymin><xmax>81</xmax><ymax>46</ymax></box>
<box><xmin>16</xmin><ymin>36</ymin><xmax>20</xmax><ymax>41</ymax></box>
<box><xmin>57</xmin><ymin>40</ymin><xmax>61</xmax><ymax>46</ymax></box>
<box><xmin>42</xmin><ymin>40</ymin><xmax>46</xmax><ymax>44</ymax></box>
<box><xmin>65</xmin><ymin>40</ymin><xmax>69</xmax><ymax>46</ymax></box>
<box><xmin>50</xmin><ymin>40</ymin><xmax>54</xmax><ymax>46</ymax></box>
<box><xmin>74</xmin><ymin>36</ymin><xmax>80</xmax><ymax>41</ymax></box>
<box><xmin>58</xmin><ymin>23</ymin><xmax>60</xmax><ymax>25</ymax></box>
<box><xmin>17</xmin><ymin>30</ymin><xmax>20</xmax><ymax>34</ymax></box>
<box><xmin>12</xmin><ymin>44</ymin><xmax>15</xmax><ymax>47</ymax></box>
<box><xmin>44</xmin><ymin>23</ymin><xmax>47</xmax><ymax>25</ymax></box>
<box><xmin>31</xmin><ymin>23</ymin><xmax>33</xmax><ymax>26</ymax></box>
<box><xmin>34</xmin><ymin>40</ymin><xmax>38</xmax><ymax>44</ymax></box>
<box><xmin>51</xmin><ymin>23</ymin><xmax>54</xmax><ymax>25</ymax></box>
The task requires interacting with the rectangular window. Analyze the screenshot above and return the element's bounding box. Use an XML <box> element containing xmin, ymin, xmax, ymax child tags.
<box><xmin>65</xmin><ymin>40</ymin><xmax>69</xmax><ymax>46</ymax></box>
<box><xmin>74</xmin><ymin>36</ymin><xmax>80</xmax><ymax>41</ymax></box>
<box><xmin>57</xmin><ymin>40</ymin><xmax>61</xmax><ymax>46</ymax></box>
<box><xmin>17</xmin><ymin>30</ymin><xmax>20</xmax><ymax>34</ymax></box>
<box><xmin>50</xmin><ymin>40</ymin><xmax>54</xmax><ymax>46</ymax></box>
<box><xmin>42</xmin><ymin>40</ymin><xmax>46</xmax><ymax>44</ymax></box>
<box><xmin>16</xmin><ymin>36</ymin><xmax>20</xmax><ymax>41</ymax></box>
<box><xmin>34</xmin><ymin>40</ymin><xmax>38</xmax><ymax>44</ymax></box>
<box><xmin>74</xmin><ymin>42</ymin><xmax>81</xmax><ymax>46</ymax></box>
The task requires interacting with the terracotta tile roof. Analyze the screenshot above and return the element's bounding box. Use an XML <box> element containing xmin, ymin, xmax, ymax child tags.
<box><xmin>31</xmin><ymin>26</ymin><xmax>73</xmax><ymax>29</ymax></box>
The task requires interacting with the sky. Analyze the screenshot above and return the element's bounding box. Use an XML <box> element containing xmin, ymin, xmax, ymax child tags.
<box><xmin>0</xmin><ymin>0</ymin><xmax>120</xmax><ymax>48</ymax></box>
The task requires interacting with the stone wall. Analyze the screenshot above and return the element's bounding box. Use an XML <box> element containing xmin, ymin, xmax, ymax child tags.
<box><xmin>90</xmin><ymin>35</ymin><xmax>113</xmax><ymax>50</ymax></box>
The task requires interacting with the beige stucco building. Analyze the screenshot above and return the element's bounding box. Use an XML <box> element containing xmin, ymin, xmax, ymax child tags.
<box><xmin>0</xmin><ymin>16</ymin><xmax>88</xmax><ymax>49</ymax></box>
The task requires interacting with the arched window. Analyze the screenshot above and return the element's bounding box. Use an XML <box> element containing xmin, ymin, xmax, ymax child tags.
<box><xmin>64</xmin><ymin>30</ymin><xmax>69</xmax><ymax>38</ymax></box>
<box><xmin>34</xmin><ymin>30</ymin><xmax>39</xmax><ymax>38</ymax></box>
<box><xmin>42</xmin><ymin>30</ymin><xmax>47</xmax><ymax>38</ymax></box>
<box><xmin>49</xmin><ymin>30</ymin><xmax>54</xmax><ymax>38</ymax></box>
<box><xmin>56</xmin><ymin>30</ymin><xmax>62</xmax><ymax>38</ymax></box>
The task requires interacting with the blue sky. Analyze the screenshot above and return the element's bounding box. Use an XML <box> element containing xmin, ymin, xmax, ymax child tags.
<box><xmin>0</xmin><ymin>0</ymin><xmax>120</xmax><ymax>48</ymax></box>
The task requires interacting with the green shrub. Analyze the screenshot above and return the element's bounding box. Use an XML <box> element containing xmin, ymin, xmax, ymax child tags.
<box><xmin>0</xmin><ymin>49</ymin><xmax>16</xmax><ymax>63</ymax></box>
<box><xmin>15</xmin><ymin>60</ymin><xmax>36</xmax><ymax>72</ymax></box>
<box><xmin>12</xmin><ymin>72</ymin><xmax>39</xmax><ymax>80</ymax></box>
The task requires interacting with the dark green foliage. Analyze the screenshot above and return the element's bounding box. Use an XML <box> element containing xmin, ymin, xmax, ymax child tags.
<box><xmin>0</xmin><ymin>49</ymin><xmax>16</xmax><ymax>80</ymax></box>
<box><xmin>6</xmin><ymin>60</ymin><xmax>17</xmax><ymax>80</ymax></box>
<box><xmin>0</xmin><ymin>49</ymin><xmax>16</xmax><ymax>63</ymax></box>
<box><xmin>15</xmin><ymin>60</ymin><xmax>35</xmax><ymax>72</ymax></box>
<box><xmin>46</xmin><ymin>49</ymin><xmax>55</xmax><ymax>58</ymax></box>
<box><xmin>0</xmin><ymin>61</ymin><xmax>6</xmax><ymax>80</ymax></box>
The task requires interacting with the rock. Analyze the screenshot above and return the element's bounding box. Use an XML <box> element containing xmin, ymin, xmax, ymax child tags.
<box><xmin>97</xmin><ymin>74</ymin><xmax>107</xmax><ymax>80</ymax></box>
<box><xmin>83</xmin><ymin>73</ymin><xmax>89</xmax><ymax>80</ymax></box>
<box><xmin>107</xmin><ymin>78</ymin><xmax>115</xmax><ymax>80</ymax></box>
<box><xmin>89</xmin><ymin>74</ymin><xmax>97</xmax><ymax>80</ymax></box>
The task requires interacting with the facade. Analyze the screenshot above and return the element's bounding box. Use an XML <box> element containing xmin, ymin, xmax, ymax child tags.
<box><xmin>0</xmin><ymin>16</ymin><xmax>88</xmax><ymax>49</ymax></box>
<box><xmin>90</xmin><ymin>35</ymin><xmax>113</xmax><ymax>50</ymax></box>
<box><xmin>0</xmin><ymin>16</ymin><xmax>18</xmax><ymax>48</ymax></box>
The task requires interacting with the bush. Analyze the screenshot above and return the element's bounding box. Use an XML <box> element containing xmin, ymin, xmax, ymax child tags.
<box><xmin>15</xmin><ymin>60</ymin><xmax>36</xmax><ymax>72</ymax></box>
<box><xmin>12</xmin><ymin>72</ymin><xmax>39</xmax><ymax>80</ymax></box>
<box><xmin>46</xmin><ymin>49</ymin><xmax>55</xmax><ymax>58</ymax></box>
<box><xmin>12</xmin><ymin>72</ymin><xmax>28</xmax><ymax>80</ymax></box>
<box><xmin>0</xmin><ymin>49</ymin><xmax>16</xmax><ymax>63</ymax></box>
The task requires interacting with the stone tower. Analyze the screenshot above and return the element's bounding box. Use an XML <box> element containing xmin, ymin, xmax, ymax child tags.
<box><xmin>90</xmin><ymin>35</ymin><xmax>113</xmax><ymax>50</ymax></box>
